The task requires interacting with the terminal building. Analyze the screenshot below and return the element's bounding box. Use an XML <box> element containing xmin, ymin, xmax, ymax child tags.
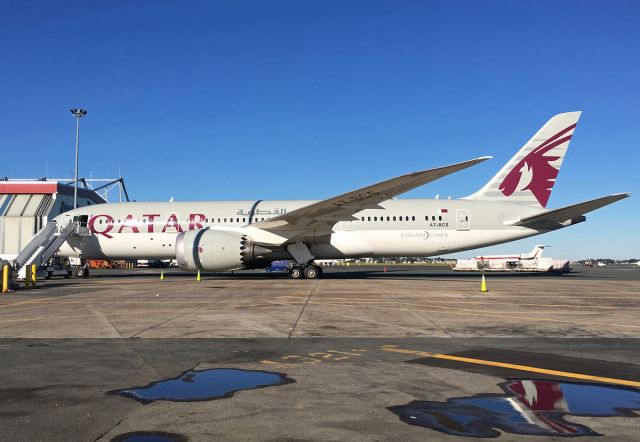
<box><xmin>0</xmin><ymin>178</ymin><xmax>126</xmax><ymax>259</ymax></box>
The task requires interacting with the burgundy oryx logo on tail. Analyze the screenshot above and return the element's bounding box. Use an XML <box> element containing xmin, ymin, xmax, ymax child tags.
<box><xmin>499</xmin><ymin>123</ymin><xmax>576</xmax><ymax>207</ymax></box>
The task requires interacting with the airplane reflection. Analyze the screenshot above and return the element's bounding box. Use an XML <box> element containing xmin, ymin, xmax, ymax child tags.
<box><xmin>389</xmin><ymin>379</ymin><xmax>640</xmax><ymax>437</ymax></box>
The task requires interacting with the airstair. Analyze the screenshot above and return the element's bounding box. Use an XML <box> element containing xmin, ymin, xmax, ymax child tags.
<box><xmin>14</xmin><ymin>221</ymin><xmax>80</xmax><ymax>280</ymax></box>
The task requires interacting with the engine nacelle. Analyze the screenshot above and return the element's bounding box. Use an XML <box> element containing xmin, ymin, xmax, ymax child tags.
<box><xmin>175</xmin><ymin>228</ymin><xmax>271</xmax><ymax>272</ymax></box>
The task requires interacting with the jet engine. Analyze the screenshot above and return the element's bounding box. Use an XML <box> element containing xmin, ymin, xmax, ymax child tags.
<box><xmin>175</xmin><ymin>228</ymin><xmax>272</xmax><ymax>272</ymax></box>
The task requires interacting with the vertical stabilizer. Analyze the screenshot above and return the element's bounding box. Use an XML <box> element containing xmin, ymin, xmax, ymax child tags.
<box><xmin>465</xmin><ymin>112</ymin><xmax>581</xmax><ymax>207</ymax></box>
<box><xmin>522</xmin><ymin>245</ymin><xmax>547</xmax><ymax>259</ymax></box>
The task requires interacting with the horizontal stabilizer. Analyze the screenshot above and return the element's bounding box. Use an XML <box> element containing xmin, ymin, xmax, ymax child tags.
<box><xmin>508</xmin><ymin>193</ymin><xmax>630</xmax><ymax>228</ymax></box>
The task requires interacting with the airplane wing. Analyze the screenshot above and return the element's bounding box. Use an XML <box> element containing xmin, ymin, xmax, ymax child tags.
<box><xmin>509</xmin><ymin>193</ymin><xmax>630</xmax><ymax>228</ymax></box>
<box><xmin>254</xmin><ymin>156</ymin><xmax>491</xmax><ymax>231</ymax></box>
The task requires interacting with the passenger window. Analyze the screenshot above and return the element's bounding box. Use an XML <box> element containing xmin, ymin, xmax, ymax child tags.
<box><xmin>412</xmin><ymin>216</ymin><xmax>415</xmax><ymax>221</ymax></box>
<box><xmin>386</xmin><ymin>216</ymin><xmax>390</xmax><ymax>221</ymax></box>
<box><xmin>439</xmin><ymin>216</ymin><xmax>442</xmax><ymax>221</ymax></box>
<box><xmin>393</xmin><ymin>216</ymin><xmax>396</xmax><ymax>221</ymax></box>
<box><xmin>432</xmin><ymin>216</ymin><xmax>435</xmax><ymax>221</ymax></box>
<box><xmin>465</xmin><ymin>216</ymin><xmax>468</xmax><ymax>221</ymax></box>
<box><xmin>399</xmin><ymin>216</ymin><xmax>403</xmax><ymax>221</ymax></box>
<box><xmin>368</xmin><ymin>216</ymin><xmax>371</xmax><ymax>221</ymax></box>
<box><xmin>224</xmin><ymin>218</ymin><xmax>227</xmax><ymax>223</ymax></box>
<box><xmin>374</xmin><ymin>216</ymin><xmax>377</xmax><ymax>221</ymax></box>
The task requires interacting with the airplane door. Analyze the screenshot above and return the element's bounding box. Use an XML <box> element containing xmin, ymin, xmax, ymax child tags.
<box><xmin>456</xmin><ymin>209</ymin><xmax>470</xmax><ymax>231</ymax></box>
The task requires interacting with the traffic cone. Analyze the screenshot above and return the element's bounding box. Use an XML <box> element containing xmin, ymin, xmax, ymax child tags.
<box><xmin>480</xmin><ymin>274</ymin><xmax>488</xmax><ymax>292</ymax></box>
<box><xmin>196</xmin><ymin>270</ymin><xmax>201</xmax><ymax>282</ymax></box>
<box><xmin>160</xmin><ymin>271</ymin><xmax>164</xmax><ymax>281</ymax></box>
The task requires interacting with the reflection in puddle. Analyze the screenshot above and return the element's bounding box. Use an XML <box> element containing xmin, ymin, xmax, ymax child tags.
<box><xmin>111</xmin><ymin>368</ymin><xmax>294</xmax><ymax>404</ymax></box>
<box><xmin>389</xmin><ymin>379</ymin><xmax>640</xmax><ymax>437</ymax></box>
<box><xmin>110</xmin><ymin>431</ymin><xmax>187</xmax><ymax>442</ymax></box>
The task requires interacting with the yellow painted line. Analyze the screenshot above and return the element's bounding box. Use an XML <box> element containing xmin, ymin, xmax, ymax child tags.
<box><xmin>381</xmin><ymin>345</ymin><xmax>640</xmax><ymax>388</ymax></box>
<box><xmin>0</xmin><ymin>296</ymin><xmax>62</xmax><ymax>309</ymax></box>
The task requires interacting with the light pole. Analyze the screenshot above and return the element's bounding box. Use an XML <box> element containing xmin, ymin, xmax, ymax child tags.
<box><xmin>70</xmin><ymin>108</ymin><xmax>87</xmax><ymax>210</ymax></box>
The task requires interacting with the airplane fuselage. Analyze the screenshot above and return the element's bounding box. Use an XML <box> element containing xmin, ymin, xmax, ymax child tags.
<box><xmin>56</xmin><ymin>198</ymin><xmax>548</xmax><ymax>262</ymax></box>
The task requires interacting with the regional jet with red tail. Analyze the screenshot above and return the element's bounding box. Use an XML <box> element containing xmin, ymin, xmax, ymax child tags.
<box><xmin>54</xmin><ymin>112</ymin><xmax>629</xmax><ymax>278</ymax></box>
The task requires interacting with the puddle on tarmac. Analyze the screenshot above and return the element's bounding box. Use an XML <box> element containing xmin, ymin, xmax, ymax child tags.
<box><xmin>110</xmin><ymin>431</ymin><xmax>187</xmax><ymax>442</ymax></box>
<box><xmin>110</xmin><ymin>368</ymin><xmax>294</xmax><ymax>404</ymax></box>
<box><xmin>389</xmin><ymin>379</ymin><xmax>640</xmax><ymax>437</ymax></box>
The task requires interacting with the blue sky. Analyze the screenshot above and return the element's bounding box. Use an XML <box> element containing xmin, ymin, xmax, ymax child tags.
<box><xmin>1</xmin><ymin>1</ymin><xmax>638</xmax><ymax>259</ymax></box>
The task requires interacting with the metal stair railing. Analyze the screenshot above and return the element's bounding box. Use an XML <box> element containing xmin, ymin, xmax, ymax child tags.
<box><xmin>15</xmin><ymin>221</ymin><xmax>78</xmax><ymax>279</ymax></box>
<box><xmin>31</xmin><ymin>222</ymin><xmax>77</xmax><ymax>269</ymax></box>
<box><xmin>14</xmin><ymin>222</ymin><xmax>57</xmax><ymax>270</ymax></box>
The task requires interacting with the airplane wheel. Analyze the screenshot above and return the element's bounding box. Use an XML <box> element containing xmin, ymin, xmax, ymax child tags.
<box><xmin>289</xmin><ymin>266</ymin><xmax>304</xmax><ymax>279</ymax></box>
<box><xmin>304</xmin><ymin>265</ymin><xmax>320</xmax><ymax>279</ymax></box>
<box><xmin>75</xmin><ymin>266</ymin><xmax>85</xmax><ymax>278</ymax></box>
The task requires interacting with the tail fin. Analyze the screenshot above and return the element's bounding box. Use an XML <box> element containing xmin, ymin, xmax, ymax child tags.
<box><xmin>465</xmin><ymin>112</ymin><xmax>582</xmax><ymax>207</ymax></box>
<box><xmin>522</xmin><ymin>245</ymin><xmax>547</xmax><ymax>259</ymax></box>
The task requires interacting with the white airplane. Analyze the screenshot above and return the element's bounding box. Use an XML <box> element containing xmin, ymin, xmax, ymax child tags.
<box><xmin>54</xmin><ymin>112</ymin><xmax>629</xmax><ymax>278</ymax></box>
<box><xmin>453</xmin><ymin>245</ymin><xmax>548</xmax><ymax>271</ymax></box>
<box><xmin>473</xmin><ymin>245</ymin><xmax>547</xmax><ymax>263</ymax></box>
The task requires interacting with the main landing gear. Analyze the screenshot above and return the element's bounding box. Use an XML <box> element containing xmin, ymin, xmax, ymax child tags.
<box><xmin>286</xmin><ymin>243</ymin><xmax>322</xmax><ymax>279</ymax></box>
<box><xmin>289</xmin><ymin>264</ymin><xmax>323</xmax><ymax>279</ymax></box>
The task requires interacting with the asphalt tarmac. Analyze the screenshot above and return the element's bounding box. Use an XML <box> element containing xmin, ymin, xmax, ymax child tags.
<box><xmin>0</xmin><ymin>265</ymin><xmax>639</xmax><ymax>441</ymax></box>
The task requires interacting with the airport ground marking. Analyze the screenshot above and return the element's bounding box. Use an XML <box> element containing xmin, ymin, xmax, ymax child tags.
<box><xmin>261</xmin><ymin>349</ymin><xmax>368</xmax><ymax>368</ymax></box>
<box><xmin>308</xmin><ymin>299</ymin><xmax>620</xmax><ymax>313</ymax></box>
<box><xmin>315</xmin><ymin>301</ymin><xmax>640</xmax><ymax>330</ymax></box>
<box><xmin>276</xmin><ymin>295</ymin><xmax>627</xmax><ymax>310</ymax></box>
<box><xmin>0</xmin><ymin>296</ymin><xmax>70</xmax><ymax>309</ymax></box>
<box><xmin>381</xmin><ymin>345</ymin><xmax>640</xmax><ymax>388</ymax></box>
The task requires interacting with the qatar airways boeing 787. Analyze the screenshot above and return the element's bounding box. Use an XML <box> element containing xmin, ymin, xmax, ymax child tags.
<box><xmin>53</xmin><ymin>112</ymin><xmax>628</xmax><ymax>278</ymax></box>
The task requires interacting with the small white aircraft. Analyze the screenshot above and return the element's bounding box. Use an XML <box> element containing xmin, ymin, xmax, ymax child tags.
<box><xmin>454</xmin><ymin>245</ymin><xmax>548</xmax><ymax>271</ymax></box>
<box><xmin>54</xmin><ymin>112</ymin><xmax>629</xmax><ymax>278</ymax></box>
<box><xmin>473</xmin><ymin>245</ymin><xmax>547</xmax><ymax>264</ymax></box>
